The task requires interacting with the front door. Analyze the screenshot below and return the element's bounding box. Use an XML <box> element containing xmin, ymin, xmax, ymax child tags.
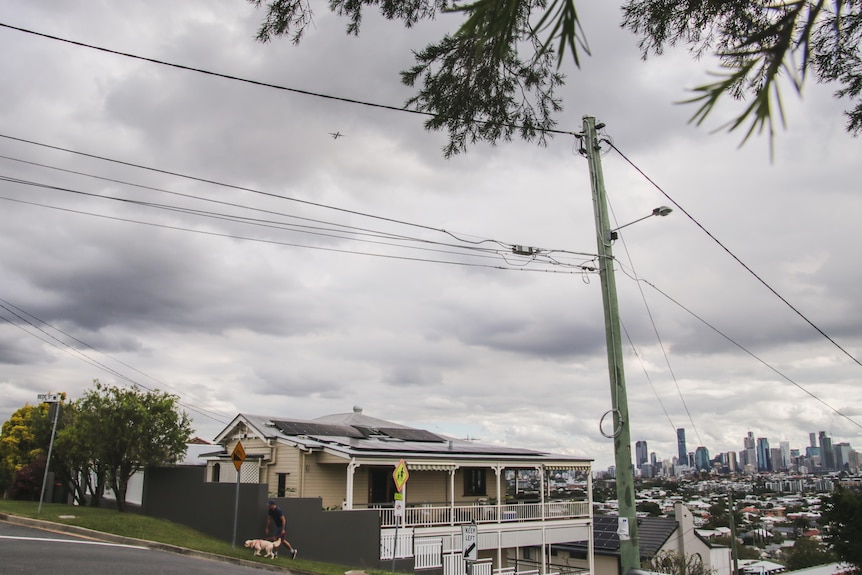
<box><xmin>369</xmin><ymin>467</ymin><xmax>396</xmax><ymax>504</ymax></box>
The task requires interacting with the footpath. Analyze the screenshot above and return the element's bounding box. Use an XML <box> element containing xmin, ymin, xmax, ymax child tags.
<box><xmin>0</xmin><ymin>512</ymin><xmax>302</xmax><ymax>573</ymax></box>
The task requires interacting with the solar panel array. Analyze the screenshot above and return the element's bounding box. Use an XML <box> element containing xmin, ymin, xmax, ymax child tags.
<box><xmin>377</xmin><ymin>427</ymin><xmax>443</xmax><ymax>442</ymax></box>
<box><xmin>269</xmin><ymin>418</ymin><xmax>553</xmax><ymax>457</ymax></box>
<box><xmin>271</xmin><ymin>420</ymin><xmax>365</xmax><ymax>438</ymax></box>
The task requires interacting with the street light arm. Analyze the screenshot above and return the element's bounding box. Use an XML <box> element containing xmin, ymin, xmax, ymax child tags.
<box><xmin>609</xmin><ymin>206</ymin><xmax>674</xmax><ymax>240</ymax></box>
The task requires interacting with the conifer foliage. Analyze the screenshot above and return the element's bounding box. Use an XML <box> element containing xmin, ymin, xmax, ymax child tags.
<box><xmin>249</xmin><ymin>0</ymin><xmax>862</xmax><ymax>154</ymax></box>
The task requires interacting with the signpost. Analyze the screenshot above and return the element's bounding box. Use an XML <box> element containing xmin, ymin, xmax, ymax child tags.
<box><xmin>37</xmin><ymin>393</ymin><xmax>62</xmax><ymax>514</ymax></box>
<box><xmin>391</xmin><ymin>460</ymin><xmax>409</xmax><ymax>571</ymax></box>
<box><xmin>231</xmin><ymin>441</ymin><xmax>246</xmax><ymax>548</ymax></box>
<box><xmin>462</xmin><ymin>520</ymin><xmax>478</xmax><ymax>575</ymax></box>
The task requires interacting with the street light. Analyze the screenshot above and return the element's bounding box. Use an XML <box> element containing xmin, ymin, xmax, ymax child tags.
<box><xmin>608</xmin><ymin>206</ymin><xmax>673</xmax><ymax>240</ymax></box>
<box><xmin>37</xmin><ymin>392</ymin><xmax>62</xmax><ymax>514</ymax></box>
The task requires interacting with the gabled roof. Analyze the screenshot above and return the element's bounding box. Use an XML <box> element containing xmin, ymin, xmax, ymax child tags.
<box><xmin>555</xmin><ymin>515</ymin><xmax>678</xmax><ymax>558</ymax></box>
<box><xmin>211</xmin><ymin>408</ymin><xmax>591</xmax><ymax>467</ymax></box>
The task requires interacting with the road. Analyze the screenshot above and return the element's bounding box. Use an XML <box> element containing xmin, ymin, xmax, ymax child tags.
<box><xmin>0</xmin><ymin>521</ymin><xmax>290</xmax><ymax>574</ymax></box>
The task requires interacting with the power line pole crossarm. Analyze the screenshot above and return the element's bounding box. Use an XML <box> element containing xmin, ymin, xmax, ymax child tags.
<box><xmin>581</xmin><ymin>115</ymin><xmax>641</xmax><ymax>573</ymax></box>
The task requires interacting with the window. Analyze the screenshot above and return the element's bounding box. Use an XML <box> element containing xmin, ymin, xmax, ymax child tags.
<box><xmin>212</xmin><ymin>463</ymin><xmax>220</xmax><ymax>483</ymax></box>
<box><xmin>464</xmin><ymin>468</ymin><xmax>486</xmax><ymax>496</ymax></box>
<box><xmin>277</xmin><ymin>473</ymin><xmax>289</xmax><ymax>497</ymax></box>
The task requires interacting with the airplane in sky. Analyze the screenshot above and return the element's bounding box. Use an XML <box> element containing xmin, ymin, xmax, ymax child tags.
<box><xmin>329</xmin><ymin>132</ymin><xmax>344</xmax><ymax>139</ymax></box>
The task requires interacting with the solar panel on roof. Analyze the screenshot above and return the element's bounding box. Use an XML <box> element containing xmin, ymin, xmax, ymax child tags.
<box><xmin>272</xmin><ymin>420</ymin><xmax>365</xmax><ymax>438</ymax></box>
<box><xmin>378</xmin><ymin>427</ymin><xmax>444</xmax><ymax>442</ymax></box>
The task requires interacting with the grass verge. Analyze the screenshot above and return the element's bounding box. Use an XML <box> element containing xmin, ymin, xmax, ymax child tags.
<box><xmin>0</xmin><ymin>500</ymin><xmax>360</xmax><ymax>575</ymax></box>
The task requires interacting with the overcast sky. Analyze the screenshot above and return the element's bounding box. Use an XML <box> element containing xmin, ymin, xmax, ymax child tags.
<box><xmin>0</xmin><ymin>1</ymin><xmax>859</xmax><ymax>471</ymax></box>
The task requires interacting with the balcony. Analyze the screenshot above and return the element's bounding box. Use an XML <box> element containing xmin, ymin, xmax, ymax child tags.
<box><xmin>372</xmin><ymin>500</ymin><xmax>590</xmax><ymax>528</ymax></box>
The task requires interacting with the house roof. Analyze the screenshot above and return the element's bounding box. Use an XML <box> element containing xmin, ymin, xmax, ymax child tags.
<box><xmin>211</xmin><ymin>408</ymin><xmax>592</xmax><ymax>468</ymax></box>
<box><xmin>554</xmin><ymin>515</ymin><xmax>678</xmax><ymax>558</ymax></box>
<box><xmin>784</xmin><ymin>563</ymin><xmax>854</xmax><ymax>575</ymax></box>
<box><xmin>740</xmin><ymin>560</ymin><xmax>786</xmax><ymax>574</ymax></box>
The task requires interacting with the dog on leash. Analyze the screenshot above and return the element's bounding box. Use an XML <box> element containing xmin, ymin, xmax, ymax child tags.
<box><xmin>244</xmin><ymin>538</ymin><xmax>281</xmax><ymax>559</ymax></box>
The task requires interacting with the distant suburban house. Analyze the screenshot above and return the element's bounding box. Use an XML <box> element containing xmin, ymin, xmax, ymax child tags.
<box><xmin>739</xmin><ymin>560</ymin><xmax>787</xmax><ymax>575</ymax></box>
<box><xmin>204</xmin><ymin>407</ymin><xmax>594</xmax><ymax>575</ymax></box>
<box><xmin>784</xmin><ymin>563</ymin><xmax>855</xmax><ymax>575</ymax></box>
<box><xmin>548</xmin><ymin>503</ymin><xmax>732</xmax><ymax>575</ymax></box>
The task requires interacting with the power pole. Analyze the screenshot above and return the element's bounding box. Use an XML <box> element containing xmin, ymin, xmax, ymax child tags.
<box><xmin>581</xmin><ymin>115</ymin><xmax>640</xmax><ymax>573</ymax></box>
<box><xmin>728</xmin><ymin>491</ymin><xmax>739</xmax><ymax>575</ymax></box>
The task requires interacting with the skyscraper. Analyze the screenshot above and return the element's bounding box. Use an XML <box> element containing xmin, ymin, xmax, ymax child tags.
<box><xmin>677</xmin><ymin>428</ymin><xmax>687</xmax><ymax>466</ymax></box>
<box><xmin>780</xmin><ymin>441</ymin><xmax>791</xmax><ymax>470</ymax></box>
<box><xmin>756</xmin><ymin>437</ymin><xmax>771</xmax><ymax>472</ymax></box>
<box><xmin>820</xmin><ymin>431</ymin><xmax>835</xmax><ymax>470</ymax></box>
<box><xmin>695</xmin><ymin>446</ymin><xmax>710</xmax><ymax>471</ymax></box>
<box><xmin>635</xmin><ymin>440</ymin><xmax>649</xmax><ymax>468</ymax></box>
<box><xmin>743</xmin><ymin>432</ymin><xmax>756</xmax><ymax>469</ymax></box>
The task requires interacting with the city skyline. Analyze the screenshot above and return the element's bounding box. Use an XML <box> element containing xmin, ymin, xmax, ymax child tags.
<box><xmin>634</xmin><ymin>427</ymin><xmax>857</xmax><ymax>476</ymax></box>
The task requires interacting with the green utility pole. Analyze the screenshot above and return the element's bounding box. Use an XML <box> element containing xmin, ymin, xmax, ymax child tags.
<box><xmin>582</xmin><ymin>115</ymin><xmax>640</xmax><ymax>573</ymax></box>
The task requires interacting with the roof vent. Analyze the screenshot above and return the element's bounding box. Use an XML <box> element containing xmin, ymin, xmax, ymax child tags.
<box><xmin>353</xmin><ymin>406</ymin><xmax>363</xmax><ymax>414</ymax></box>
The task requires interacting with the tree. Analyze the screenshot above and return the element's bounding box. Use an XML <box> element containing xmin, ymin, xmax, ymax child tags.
<box><xmin>637</xmin><ymin>500</ymin><xmax>663</xmax><ymax>516</ymax></box>
<box><xmin>249</xmin><ymin>0</ymin><xmax>861</xmax><ymax>156</ymax></box>
<box><xmin>648</xmin><ymin>550</ymin><xmax>716</xmax><ymax>575</ymax></box>
<box><xmin>793</xmin><ymin>515</ymin><xmax>811</xmax><ymax>536</ymax></box>
<box><xmin>8</xmin><ymin>455</ymin><xmax>46</xmax><ymax>501</ymax></box>
<box><xmin>73</xmin><ymin>381</ymin><xmax>193</xmax><ymax>512</ymax></box>
<box><xmin>0</xmin><ymin>403</ymin><xmax>56</xmax><ymax>497</ymax></box>
<box><xmin>53</xmin><ymin>401</ymin><xmax>109</xmax><ymax>507</ymax></box>
<box><xmin>820</xmin><ymin>484</ymin><xmax>862</xmax><ymax>572</ymax></box>
<box><xmin>781</xmin><ymin>537</ymin><xmax>837</xmax><ymax>571</ymax></box>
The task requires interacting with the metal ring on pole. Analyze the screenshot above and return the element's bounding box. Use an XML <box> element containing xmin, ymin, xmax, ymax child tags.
<box><xmin>599</xmin><ymin>409</ymin><xmax>624</xmax><ymax>438</ymax></box>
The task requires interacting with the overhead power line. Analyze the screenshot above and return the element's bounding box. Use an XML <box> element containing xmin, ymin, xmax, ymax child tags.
<box><xmin>0</xmin><ymin>22</ymin><xmax>578</xmax><ymax>139</ymax></box>
<box><xmin>636</xmin><ymin>277</ymin><xmax>862</xmax><ymax>432</ymax></box>
<box><xmin>0</xmin><ymin>298</ymin><xmax>230</xmax><ymax>425</ymax></box>
<box><xmin>0</xmin><ymin>133</ymin><xmax>595</xmax><ymax>270</ymax></box>
<box><xmin>606</xmin><ymin>139</ymin><xmax>862</xmax><ymax>372</ymax></box>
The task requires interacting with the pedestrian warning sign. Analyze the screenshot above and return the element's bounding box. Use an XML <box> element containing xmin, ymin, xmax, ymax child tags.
<box><xmin>393</xmin><ymin>459</ymin><xmax>409</xmax><ymax>492</ymax></box>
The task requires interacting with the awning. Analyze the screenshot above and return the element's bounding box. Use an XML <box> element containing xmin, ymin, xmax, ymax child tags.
<box><xmin>402</xmin><ymin>463</ymin><xmax>457</xmax><ymax>471</ymax></box>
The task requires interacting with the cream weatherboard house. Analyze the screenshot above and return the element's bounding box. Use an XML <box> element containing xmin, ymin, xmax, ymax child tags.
<box><xmin>206</xmin><ymin>407</ymin><xmax>595</xmax><ymax>575</ymax></box>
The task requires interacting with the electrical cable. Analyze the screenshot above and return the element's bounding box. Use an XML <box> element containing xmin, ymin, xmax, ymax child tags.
<box><xmin>624</xmin><ymin>274</ymin><xmax>862</xmax><ymax>432</ymax></box>
<box><xmin>0</xmin><ymin>133</ymin><xmax>597</xmax><ymax>270</ymax></box>
<box><xmin>0</xmin><ymin>298</ymin><xmax>229</xmax><ymax>425</ymax></box>
<box><xmin>0</xmin><ymin>190</ymin><xmax>592</xmax><ymax>274</ymax></box>
<box><xmin>0</xmin><ymin>155</ymin><xmax>599</xmax><ymax>272</ymax></box>
<box><xmin>0</xmin><ymin>22</ymin><xmax>579</xmax><ymax>139</ymax></box>
<box><xmin>605</xmin><ymin>139</ymin><xmax>862</xmax><ymax>372</ymax></box>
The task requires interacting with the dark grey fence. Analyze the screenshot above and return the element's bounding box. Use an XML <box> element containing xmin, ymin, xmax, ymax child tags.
<box><xmin>141</xmin><ymin>466</ymin><xmax>406</xmax><ymax>569</ymax></box>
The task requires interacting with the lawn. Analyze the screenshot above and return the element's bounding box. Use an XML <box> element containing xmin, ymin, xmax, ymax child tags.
<box><xmin>0</xmin><ymin>500</ymin><xmax>362</xmax><ymax>575</ymax></box>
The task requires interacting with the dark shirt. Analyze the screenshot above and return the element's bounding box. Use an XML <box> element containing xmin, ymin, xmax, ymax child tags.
<box><xmin>268</xmin><ymin>505</ymin><xmax>287</xmax><ymax>529</ymax></box>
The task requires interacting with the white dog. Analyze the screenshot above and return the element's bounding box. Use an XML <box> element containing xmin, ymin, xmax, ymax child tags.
<box><xmin>244</xmin><ymin>538</ymin><xmax>281</xmax><ymax>559</ymax></box>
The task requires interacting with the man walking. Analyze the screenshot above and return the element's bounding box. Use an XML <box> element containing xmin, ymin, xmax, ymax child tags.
<box><xmin>265</xmin><ymin>500</ymin><xmax>298</xmax><ymax>559</ymax></box>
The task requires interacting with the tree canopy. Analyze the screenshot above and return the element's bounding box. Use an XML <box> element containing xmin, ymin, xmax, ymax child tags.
<box><xmin>73</xmin><ymin>381</ymin><xmax>193</xmax><ymax>512</ymax></box>
<box><xmin>780</xmin><ymin>537</ymin><xmax>837</xmax><ymax>571</ymax></box>
<box><xmin>821</xmin><ymin>484</ymin><xmax>862</xmax><ymax>571</ymax></box>
<box><xmin>249</xmin><ymin>0</ymin><xmax>861</xmax><ymax>156</ymax></box>
<box><xmin>0</xmin><ymin>402</ymin><xmax>56</xmax><ymax>497</ymax></box>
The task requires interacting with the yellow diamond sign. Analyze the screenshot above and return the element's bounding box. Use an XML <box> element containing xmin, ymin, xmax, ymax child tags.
<box><xmin>393</xmin><ymin>459</ymin><xmax>409</xmax><ymax>492</ymax></box>
<box><xmin>231</xmin><ymin>441</ymin><xmax>246</xmax><ymax>472</ymax></box>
